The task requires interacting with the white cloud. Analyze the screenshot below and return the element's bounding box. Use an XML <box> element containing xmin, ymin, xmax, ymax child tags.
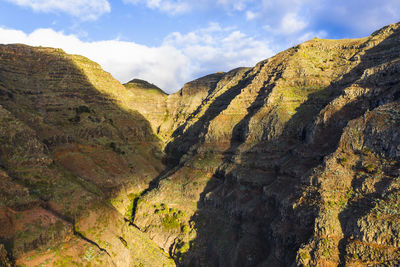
<box><xmin>4</xmin><ymin>0</ymin><xmax>110</xmax><ymax>20</ymax></box>
<box><xmin>0</xmin><ymin>27</ymin><xmax>189</xmax><ymax>92</ymax></box>
<box><xmin>216</xmin><ymin>0</ymin><xmax>254</xmax><ymax>11</ymax></box>
<box><xmin>0</xmin><ymin>25</ymin><xmax>274</xmax><ymax>93</ymax></box>
<box><xmin>123</xmin><ymin>0</ymin><xmax>257</xmax><ymax>15</ymax></box>
<box><xmin>245</xmin><ymin>10</ymin><xmax>258</xmax><ymax>20</ymax></box>
<box><xmin>121</xmin><ymin>0</ymin><xmax>400</xmax><ymax>33</ymax></box>
<box><xmin>123</xmin><ymin>0</ymin><xmax>190</xmax><ymax>14</ymax></box>
<box><xmin>263</xmin><ymin>12</ymin><xmax>308</xmax><ymax>37</ymax></box>
<box><xmin>280</xmin><ymin>12</ymin><xmax>308</xmax><ymax>34</ymax></box>
<box><xmin>164</xmin><ymin>23</ymin><xmax>274</xmax><ymax>74</ymax></box>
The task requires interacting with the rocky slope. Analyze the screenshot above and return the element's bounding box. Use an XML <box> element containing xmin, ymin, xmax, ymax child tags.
<box><xmin>123</xmin><ymin>72</ymin><xmax>228</xmax><ymax>143</ymax></box>
<box><xmin>1</xmin><ymin>22</ymin><xmax>400</xmax><ymax>267</ymax></box>
<box><xmin>123</xmin><ymin>79</ymin><xmax>168</xmax><ymax>134</ymax></box>
<box><xmin>130</xmin><ymin>22</ymin><xmax>400</xmax><ymax>266</ymax></box>
<box><xmin>0</xmin><ymin>44</ymin><xmax>173</xmax><ymax>266</ymax></box>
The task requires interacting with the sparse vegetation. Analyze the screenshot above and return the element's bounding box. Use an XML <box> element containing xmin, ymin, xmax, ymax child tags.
<box><xmin>2</xmin><ymin>23</ymin><xmax>400</xmax><ymax>267</ymax></box>
<box><xmin>161</xmin><ymin>214</ymin><xmax>181</xmax><ymax>230</ymax></box>
<box><xmin>83</xmin><ymin>247</ymin><xmax>96</xmax><ymax>262</ymax></box>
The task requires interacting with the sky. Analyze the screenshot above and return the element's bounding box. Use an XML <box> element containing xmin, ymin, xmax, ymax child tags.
<box><xmin>0</xmin><ymin>0</ymin><xmax>399</xmax><ymax>93</ymax></box>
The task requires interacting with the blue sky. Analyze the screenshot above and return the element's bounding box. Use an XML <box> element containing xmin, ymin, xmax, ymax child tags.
<box><xmin>0</xmin><ymin>0</ymin><xmax>399</xmax><ymax>93</ymax></box>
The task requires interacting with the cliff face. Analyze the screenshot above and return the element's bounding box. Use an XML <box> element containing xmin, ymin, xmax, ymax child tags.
<box><xmin>123</xmin><ymin>72</ymin><xmax>228</xmax><ymax>143</ymax></box>
<box><xmin>1</xmin><ymin>22</ymin><xmax>400</xmax><ymax>267</ymax></box>
<box><xmin>131</xmin><ymin>23</ymin><xmax>400</xmax><ymax>266</ymax></box>
<box><xmin>0</xmin><ymin>45</ymin><xmax>173</xmax><ymax>266</ymax></box>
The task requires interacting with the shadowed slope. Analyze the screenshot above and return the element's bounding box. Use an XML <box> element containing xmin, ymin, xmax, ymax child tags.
<box><xmin>130</xmin><ymin>23</ymin><xmax>400</xmax><ymax>266</ymax></box>
<box><xmin>0</xmin><ymin>44</ymin><xmax>173</xmax><ymax>266</ymax></box>
<box><xmin>183</xmin><ymin>23</ymin><xmax>400</xmax><ymax>266</ymax></box>
<box><xmin>2</xmin><ymin>21</ymin><xmax>400</xmax><ymax>267</ymax></box>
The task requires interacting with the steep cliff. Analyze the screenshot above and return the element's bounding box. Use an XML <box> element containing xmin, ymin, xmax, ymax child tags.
<box><xmin>131</xmin><ymin>23</ymin><xmax>400</xmax><ymax>266</ymax></box>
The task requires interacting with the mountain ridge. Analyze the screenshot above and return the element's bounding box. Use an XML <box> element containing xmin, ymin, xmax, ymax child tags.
<box><xmin>130</xmin><ymin>21</ymin><xmax>400</xmax><ymax>266</ymax></box>
<box><xmin>0</xmin><ymin>22</ymin><xmax>399</xmax><ymax>266</ymax></box>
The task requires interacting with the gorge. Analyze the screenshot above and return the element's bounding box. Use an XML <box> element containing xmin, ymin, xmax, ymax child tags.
<box><xmin>1</xmin><ymin>22</ymin><xmax>400</xmax><ymax>266</ymax></box>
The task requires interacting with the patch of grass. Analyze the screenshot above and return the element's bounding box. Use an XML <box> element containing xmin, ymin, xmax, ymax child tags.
<box><xmin>321</xmin><ymin>238</ymin><xmax>332</xmax><ymax>258</ymax></box>
<box><xmin>175</xmin><ymin>241</ymin><xmax>191</xmax><ymax>262</ymax></box>
<box><xmin>154</xmin><ymin>203</ymin><xmax>186</xmax><ymax>231</ymax></box>
<box><xmin>278</xmin><ymin>85</ymin><xmax>326</xmax><ymax>117</ymax></box>
<box><xmin>161</xmin><ymin>214</ymin><xmax>180</xmax><ymax>230</ymax></box>
<box><xmin>192</xmin><ymin>152</ymin><xmax>221</xmax><ymax>170</ymax></box>
<box><xmin>54</xmin><ymin>255</ymin><xmax>75</xmax><ymax>267</ymax></box>
<box><xmin>300</xmin><ymin>251</ymin><xmax>310</xmax><ymax>260</ymax></box>
<box><xmin>126</xmin><ymin>192</ymin><xmax>145</xmax><ymax>221</ymax></box>
<box><xmin>109</xmin><ymin>198</ymin><xmax>122</xmax><ymax>207</ymax></box>
<box><xmin>35</xmin><ymin>258</ymin><xmax>52</xmax><ymax>267</ymax></box>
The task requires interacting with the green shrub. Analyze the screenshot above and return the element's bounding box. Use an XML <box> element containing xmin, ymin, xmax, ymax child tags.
<box><xmin>161</xmin><ymin>214</ymin><xmax>180</xmax><ymax>230</ymax></box>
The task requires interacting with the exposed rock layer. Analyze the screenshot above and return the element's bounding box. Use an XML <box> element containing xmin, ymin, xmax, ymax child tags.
<box><xmin>0</xmin><ymin>44</ymin><xmax>173</xmax><ymax>266</ymax></box>
<box><xmin>1</xmin><ymin>22</ymin><xmax>400</xmax><ymax>266</ymax></box>
<box><xmin>131</xmin><ymin>23</ymin><xmax>400</xmax><ymax>266</ymax></box>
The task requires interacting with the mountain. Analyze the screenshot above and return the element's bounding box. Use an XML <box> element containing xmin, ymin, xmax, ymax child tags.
<box><xmin>1</xmin><ymin>22</ymin><xmax>400</xmax><ymax>266</ymax></box>
<box><xmin>0</xmin><ymin>44</ymin><xmax>173</xmax><ymax>266</ymax></box>
<box><xmin>130</xmin><ymin>22</ymin><xmax>400</xmax><ymax>266</ymax></box>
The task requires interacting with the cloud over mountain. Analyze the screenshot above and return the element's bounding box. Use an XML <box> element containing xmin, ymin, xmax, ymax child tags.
<box><xmin>0</xmin><ymin>24</ymin><xmax>273</xmax><ymax>93</ymax></box>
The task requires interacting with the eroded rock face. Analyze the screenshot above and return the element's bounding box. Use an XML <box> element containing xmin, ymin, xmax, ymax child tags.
<box><xmin>124</xmin><ymin>71</ymin><xmax>229</xmax><ymax>144</ymax></box>
<box><xmin>0</xmin><ymin>44</ymin><xmax>173</xmax><ymax>266</ymax></box>
<box><xmin>1</xmin><ymin>22</ymin><xmax>400</xmax><ymax>267</ymax></box>
<box><xmin>130</xmin><ymin>23</ymin><xmax>400</xmax><ymax>266</ymax></box>
<box><xmin>123</xmin><ymin>79</ymin><xmax>168</xmax><ymax>135</ymax></box>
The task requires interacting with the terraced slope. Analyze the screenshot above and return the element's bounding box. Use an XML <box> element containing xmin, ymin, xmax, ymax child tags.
<box><xmin>131</xmin><ymin>23</ymin><xmax>400</xmax><ymax>266</ymax></box>
<box><xmin>1</xmin><ymin>22</ymin><xmax>400</xmax><ymax>267</ymax></box>
<box><xmin>0</xmin><ymin>44</ymin><xmax>173</xmax><ymax>266</ymax></box>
